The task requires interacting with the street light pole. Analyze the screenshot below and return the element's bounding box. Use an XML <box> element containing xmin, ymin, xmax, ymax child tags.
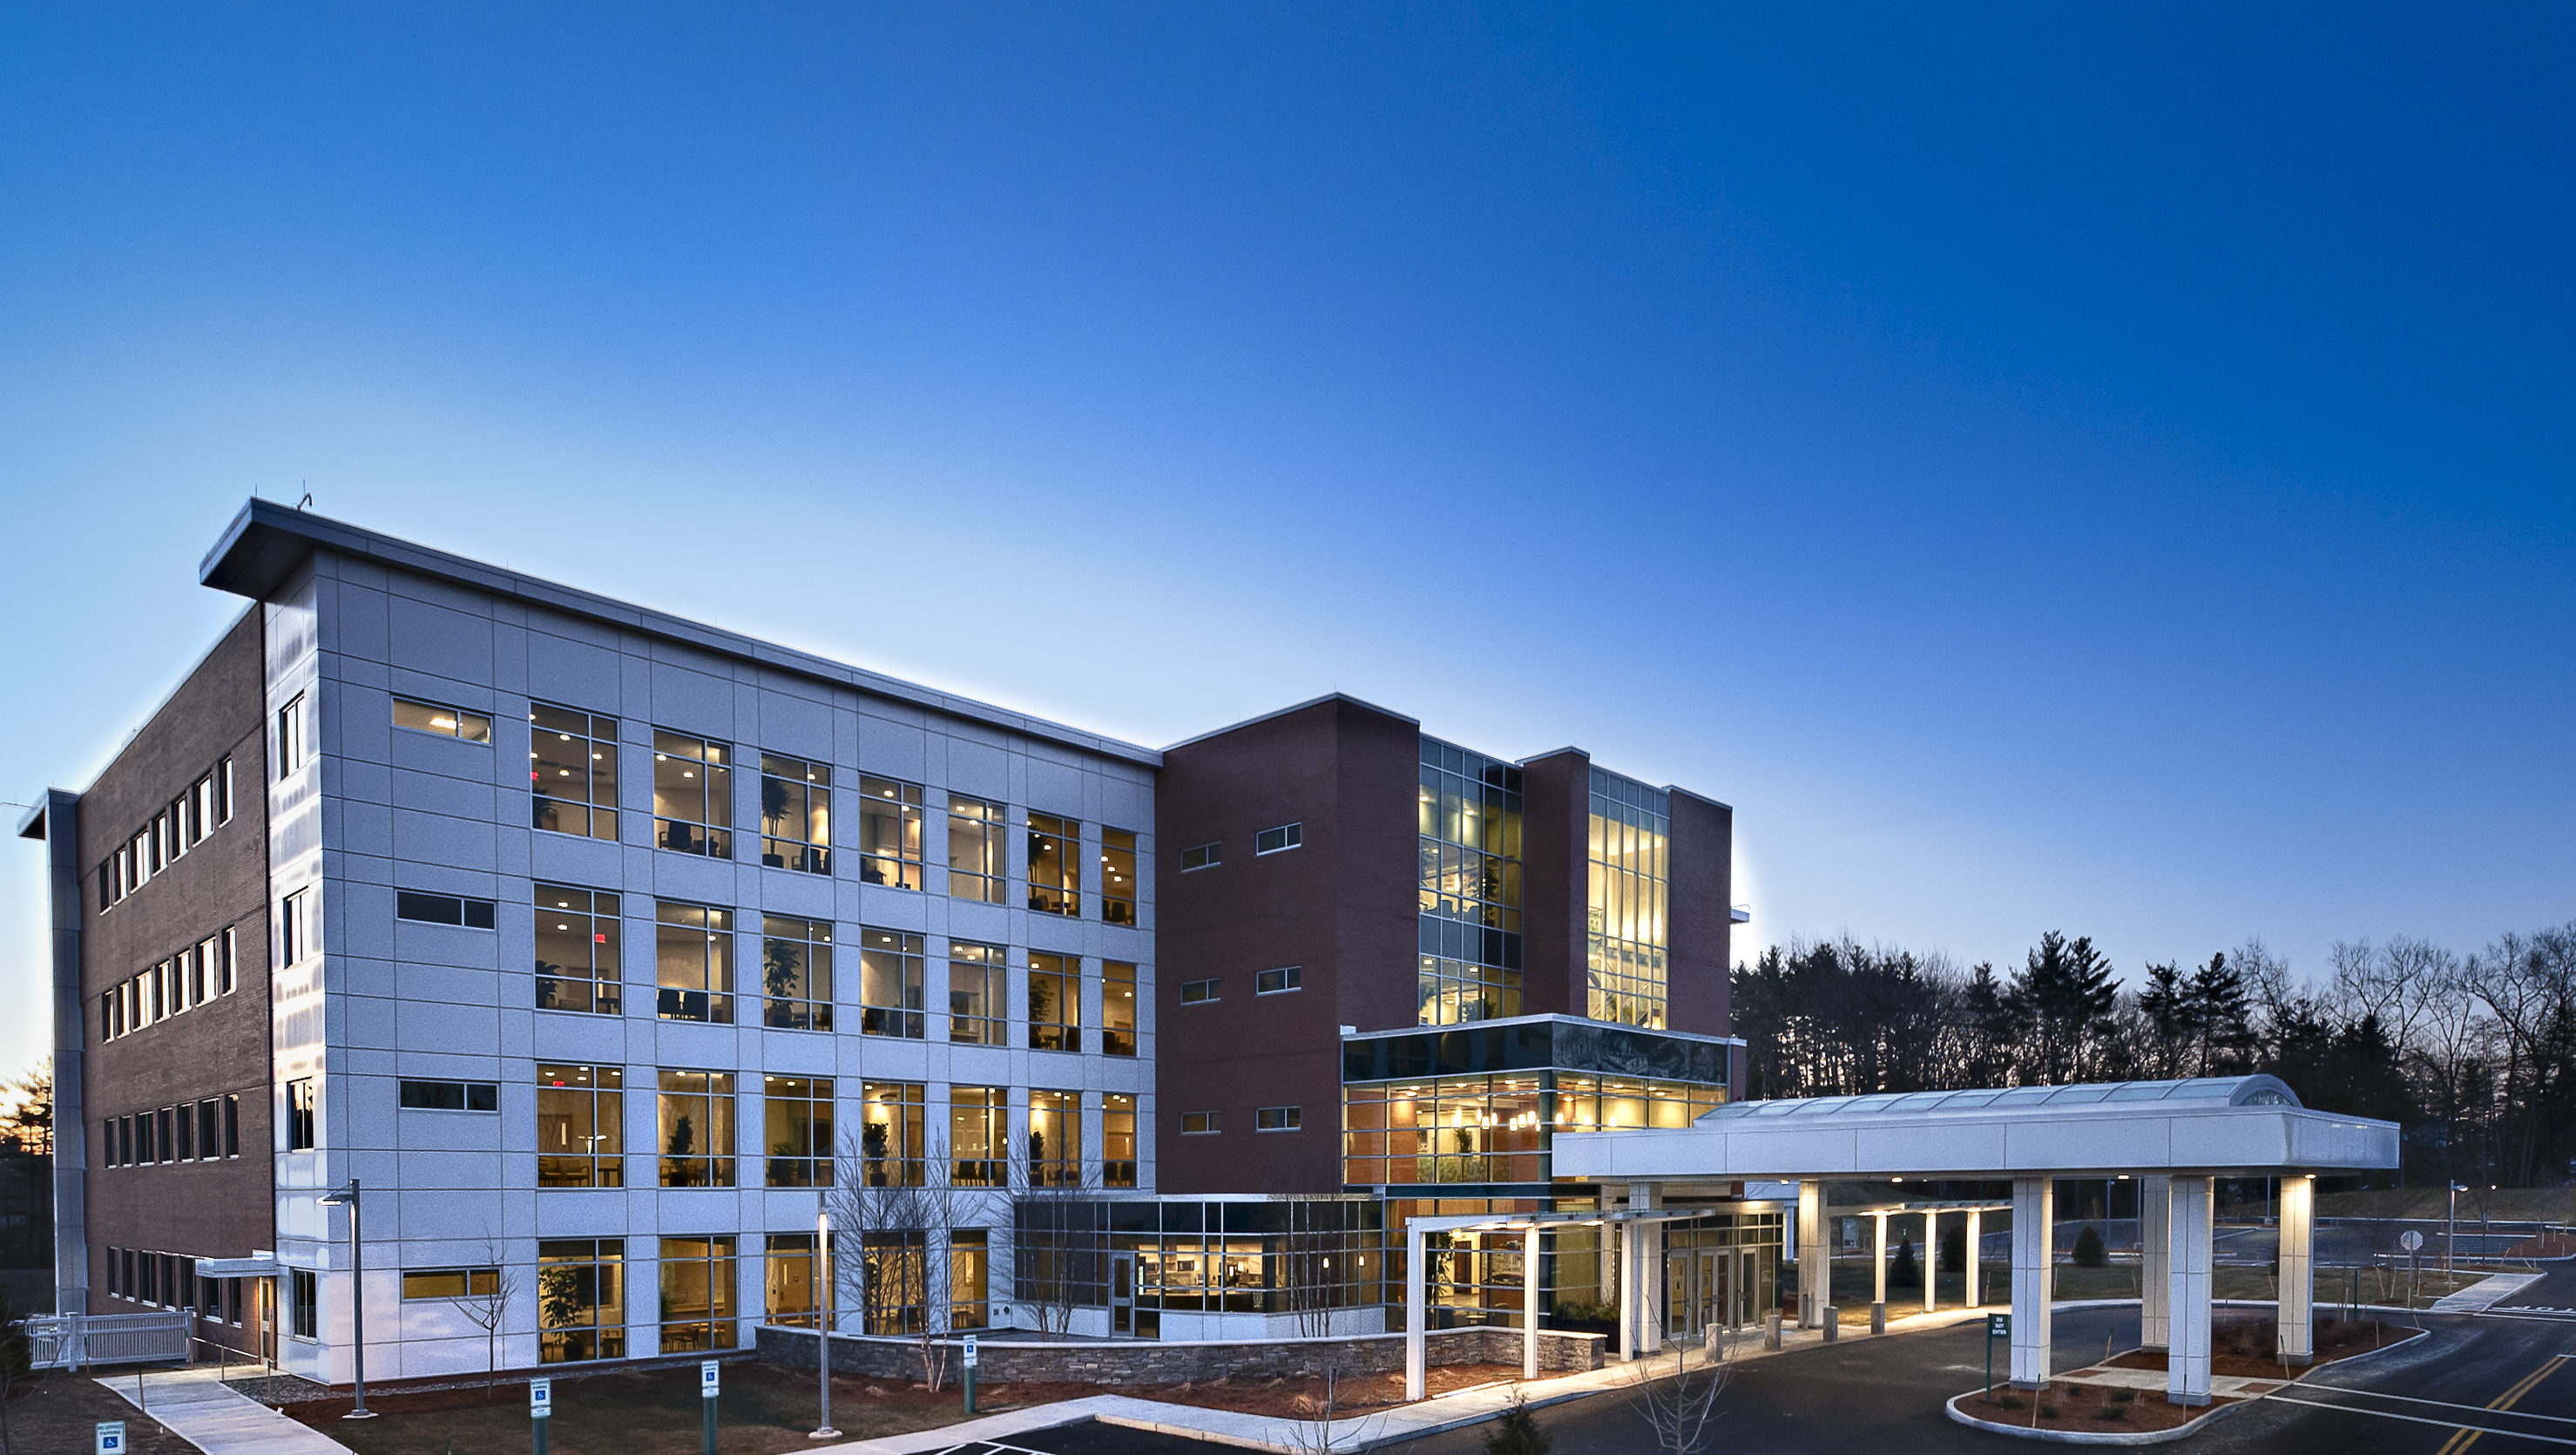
<box><xmin>318</xmin><ymin>1180</ymin><xmax>375</xmax><ymax>1418</ymax></box>
<box><xmin>812</xmin><ymin>1196</ymin><xmax>837</xmax><ymax>1440</ymax></box>
<box><xmin>2448</xmin><ymin>1181</ymin><xmax>2466</xmax><ymax>1277</ymax></box>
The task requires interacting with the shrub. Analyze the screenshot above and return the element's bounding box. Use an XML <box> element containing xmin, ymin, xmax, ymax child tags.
<box><xmin>1484</xmin><ymin>1395</ymin><xmax>1553</xmax><ymax>1455</ymax></box>
<box><xmin>2073</xmin><ymin>1227</ymin><xmax>2107</xmax><ymax>1269</ymax></box>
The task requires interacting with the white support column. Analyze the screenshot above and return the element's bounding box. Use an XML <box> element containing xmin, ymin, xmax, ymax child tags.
<box><xmin>1629</xmin><ymin>1182</ymin><xmax>1663</xmax><ymax>1357</ymax></box>
<box><xmin>1872</xmin><ymin>1211</ymin><xmax>1890</xmax><ymax>1323</ymax></box>
<box><xmin>2010</xmin><ymin>1177</ymin><xmax>2053</xmax><ymax>1387</ymax></box>
<box><xmin>2167</xmin><ymin>1175</ymin><xmax>2214</xmax><ymax>1407</ymax></box>
<box><xmin>1615</xmin><ymin>1218</ymin><xmax>1634</xmax><ymax>1363</ymax></box>
<box><xmin>2140</xmin><ymin>1176</ymin><xmax>2171</xmax><ymax>1350</ymax></box>
<box><xmin>1405</xmin><ymin>1222</ymin><xmax>1427</xmax><ymax>1403</ymax></box>
<box><xmin>1797</xmin><ymin>1181</ymin><xmax>1829</xmax><ymax>1329</ymax></box>
<box><xmin>1524</xmin><ymin>1226</ymin><xmax>1541</xmax><ymax>1381</ymax></box>
<box><xmin>1923</xmin><ymin>1211</ymin><xmax>1937</xmax><ymax>1314</ymax></box>
<box><xmin>2279</xmin><ymin>1175</ymin><xmax>2315</xmax><ymax>1365</ymax></box>
<box><xmin>1966</xmin><ymin>1209</ymin><xmax>1984</xmax><ymax>1308</ymax></box>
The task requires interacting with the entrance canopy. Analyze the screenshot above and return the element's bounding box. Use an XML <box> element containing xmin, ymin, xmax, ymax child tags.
<box><xmin>1554</xmin><ymin>1075</ymin><xmax>2397</xmax><ymax>1181</ymax></box>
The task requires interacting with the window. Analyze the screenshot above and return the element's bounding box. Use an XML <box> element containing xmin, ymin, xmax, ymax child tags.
<box><xmin>1102</xmin><ymin>961</ymin><xmax>1138</xmax><ymax>1057</ymax></box>
<box><xmin>657</xmin><ymin>1070</ymin><xmax>734</xmax><ymax>1188</ymax></box>
<box><xmin>175</xmin><ymin>1100</ymin><xmax>194</xmax><ymax>1160</ymax></box>
<box><xmin>399</xmin><ymin>1079</ymin><xmax>499</xmax><ymax>1112</ymax></box>
<box><xmin>655</xmin><ymin>902</ymin><xmax>734</xmax><ymax>1024</ymax></box>
<box><xmin>950</xmin><ymin>1086</ymin><xmax>1004</xmax><ymax>1188</ymax></box>
<box><xmin>945</xmin><ymin>795</ymin><xmax>1006</xmax><ymax>903</ymax></box>
<box><xmin>1180</xmin><ymin>978</ymin><xmax>1219</xmax><ymax>1005</ymax></box>
<box><xmin>659</xmin><ymin>1235</ymin><xmax>738</xmax><ymax>1353</ymax></box>
<box><xmin>758</xmin><ymin>914</ymin><xmax>834</xmax><ymax>1032</ymax></box>
<box><xmin>1026</xmin><ymin>815</ymin><xmax>1079</xmax><ymax>915</ymax></box>
<box><xmin>275</xmin><ymin>694</ymin><xmax>308</xmax><ymax>779</ymax></box>
<box><xmin>537</xmin><ymin>1239</ymin><xmax>625</xmax><ymax>1364</ymax></box>
<box><xmin>1255</xmin><ymin>822</ymin><xmax>1303</xmax><ymax>856</ymax></box>
<box><xmin>1103</xmin><ymin>1093</ymin><xmax>1137</xmax><ymax>1188</ymax></box>
<box><xmin>951</xmin><ymin>1230</ymin><xmax>991</xmax><ymax>1330</ymax></box>
<box><xmin>765</xmin><ymin>1233</ymin><xmax>831</xmax><ymax>1330</ymax></box>
<box><xmin>1180</xmin><ymin>1111</ymin><xmax>1219</xmax><ymax>1135</ymax></box>
<box><xmin>651</xmin><ymin>730</ymin><xmax>733</xmax><ymax>857</ymax></box>
<box><xmin>393</xmin><ymin>697</ymin><xmax>493</xmax><ymax>743</ymax></box>
<box><xmin>402</xmin><ymin>1268</ymin><xmax>501</xmax><ymax>1300</ymax></box>
<box><xmin>947</xmin><ymin>941</ymin><xmax>1006</xmax><ymax>1046</ymax></box>
<box><xmin>1586</xmin><ymin>768</ymin><xmax>1672</xmax><ymax>1029</ymax></box>
<box><xmin>396</xmin><ymin>891</ymin><xmax>497</xmax><ymax>929</ymax></box>
<box><xmin>196</xmin><ymin>1100</ymin><xmax>219</xmax><ymax>1158</ymax></box>
<box><xmin>1256</xmin><ymin>1106</ymin><xmax>1302</xmax><ymax>1132</ymax></box>
<box><xmin>538</xmin><ymin>1066</ymin><xmax>623</xmax><ymax>1188</ymax></box>
<box><xmin>217</xmin><ymin>755</ymin><xmax>233</xmax><ymax>823</ymax></box>
<box><xmin>279</xmin><ymin>888</ymin><xmax>315</xmax><ymax>966</ymax></box>
<box><xmin>1028</xmin><ymin>953</ymin><xmax>1079</xmax><ymax>1053</ymax></box>
<box><xmin>224</xmin><ymin>1093</ymin><xmax>239</xmax><ymax>1156</ymax></box>
<box><xmin>858</xmin><ymin>1229</ymin><xmax>929</xmax><ymax>1336</ymax></box>
<box><xmin>857</xmin><ymin>928</ymin><xmax>924</xmax><ymax>1039</ymax></box>
<box><xmin>536</xmin><ymin>885</ymin><xmax>621</xmax><ymax>1015</ymax></box>
<box><xmin>763</xmin><ymin>1074</ymin><xmax>834</xmax><ymax>1188</ymax></box>
<box><xmin>1028</xmin><ymin>1089</ymin><xmax>1080</xmax><ymax>1186</ymax></box>
<box><xmin>157</xmin><ymin>1106</ymin><xmax>174</xmax><ymax>1161</ymax></box>
<box><xmin>288</xmin><ymin>1269</ymin><xmax>317</xmax><ymax>1340</ymax></box>
<box><xmin>856</xmin><ymin>777</ymin><xmax>925</xmax><ymax>890</ymax></box>
<box><xmin>757</xmin><ymin>754</ymin><xmax>831</xmax><ymax>874</ymax></box>
<box><xmin>219</xmin><ymin>926</ymin><xmax>237</xmax><ymax>993</ymax></box>
<box><xmin>531</xmin><ymin>704</ymin><xmax>619</xmax><ymax>841</ymax></box>
<box><xmin>1257</xmin><ymin>965</ymin><xmax>1303</xmax><ymax>996</ymax></box>
<box><xmin>1179</xmin><ymin>843</ymin><xmax>1220</xmax><ymax>872</ymax></box>
<box><xmin>285</xmin><ymin>1078</ymin><xmax>315</xmax><ymax>1151</ymax></box>
<box><xmin>1418</xmin><ymin>739</ymin><xmax>1526</xmax><ymax>1025</ymax></box>
<box><xmin>859</xmin><ymin>1081</ymin><xmax>925</xmax><ymax>1188</ymax></box>
<box><xmin>1100</xmin><ymin>829</ymin><xmax>1138</xmax><ymax>924</ymax></box>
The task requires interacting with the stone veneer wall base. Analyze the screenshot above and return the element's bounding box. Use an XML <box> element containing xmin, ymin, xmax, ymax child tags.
<box><xmin>754</xmin><ymin>1323</ymin><xmax>1606</xmax><ymax>1384</ymax></box>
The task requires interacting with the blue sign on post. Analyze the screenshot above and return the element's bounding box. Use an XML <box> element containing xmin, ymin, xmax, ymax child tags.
<box><xmin>531</xmin><ymin>1377</ymin><xmax>552</xmax><ymax>1417</ymax></box>
<box><xmin>701</xmin><ymin>1359</ymin><xmax>720</xmax><ymax>1397</ymax></box>
<box><xmin>97</xmin><ymin>1423</ymin><xmax>127</xmax><ymax>1455</ymax></box>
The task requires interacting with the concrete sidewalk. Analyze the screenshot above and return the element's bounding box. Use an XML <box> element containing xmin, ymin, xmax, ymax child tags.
<box><xmin>2431</xmin><ymin>1270</ymin><xmax>2545</xmax><ymax>1312</ymax></box>
<box><xmin>97</xmin><ymin>1365</ymin><xmax>356</xmax><ymax>1455</ymax></box>
<box><xmin>823</xmin><ymin>1306</ymin><xmax>1997</xmax><ymax>1453</ymax></box>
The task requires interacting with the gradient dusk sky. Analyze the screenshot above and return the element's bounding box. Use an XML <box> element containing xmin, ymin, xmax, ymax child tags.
<box><xmin>3</xmin><ymin>5</ymin><xmax>2570</xmax><ymax>1078</ymax></box>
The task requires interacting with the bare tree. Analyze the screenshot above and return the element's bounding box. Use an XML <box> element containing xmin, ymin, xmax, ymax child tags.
<box><xmin>1010</xmin><ymin>1143</ymin><xmax>1099</xmax><ymax>1339</ymax></box>
<box><xmin>1281</xmin><ymin>1194</ymin><xmax>1349</xmax><ymax>1338</ymax></box>
<box><xmin>451</xmin><ymin>1234</ymin><xmax>520</xmax><ymax>1397</ymax></box>
<box><xmin>828</xmin><ymin>1131</ymin><xmax>963</xmax><ymax>1393</ymax></box>
<box><xmin>1629</xmin><ymin>1337</ymin><xmax>1728</xmax><ymax>1455</ymax></box>
<box><xmin>1280</xmin><ymin>1362</ymin><xmax>1388</xmax><ymax>1455</ymax></box>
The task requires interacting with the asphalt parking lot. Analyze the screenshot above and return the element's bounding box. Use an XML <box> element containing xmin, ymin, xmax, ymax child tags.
<box><xmin>976</xmin><ymin>1269</ymin><xmax>2576</xmax><ymax>1453</ymax></box>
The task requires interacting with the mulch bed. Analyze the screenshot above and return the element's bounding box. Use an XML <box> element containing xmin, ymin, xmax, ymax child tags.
<box><xmin>1958</xmin><ymin>1383</ymin><xmax>2240</xmax><ymax>1434</ymax></box>
<box><xmin>2101</xmin><ymin>1316</ymin><xmax>2414</xmax><ymax>1378</ymax></box>
<box><xmin>1111</xmin><ymin>1363</ymin><xmax>1526</xmax><ymax>1418</ymax></box>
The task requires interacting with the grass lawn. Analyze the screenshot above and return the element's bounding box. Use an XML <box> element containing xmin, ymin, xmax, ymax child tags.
<box><xmin>284</xmin><ymin>1360</ymin><xmax>986</xmax><ymax>1455</ymax></box>
<box><xmin>4</xmin><ymin>1365</ymin><xmax>198</xmax><ymax>1455</ymax></box>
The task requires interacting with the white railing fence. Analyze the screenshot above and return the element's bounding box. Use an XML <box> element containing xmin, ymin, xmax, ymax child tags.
<box><xmin>24</xmin><ymin>1310</ymin><xmax>191</xmax><ymax>1369</ymax></box>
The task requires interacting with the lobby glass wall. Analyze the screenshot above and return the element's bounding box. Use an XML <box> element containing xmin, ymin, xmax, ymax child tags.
<box><xmin>1012</xmin><ymin>1198</ymin><xmax>1384</xmax><ymax>1339</ymax></box>
<box><xmin>1417</xmin><ymin>738</ymin><xmax>1524</xmax><ymax>1025</ymax></box>
<box><xmin>1586</xmin><ymin>768</ymin><xmax>1670</xmax><ymax>1028</ymax></box>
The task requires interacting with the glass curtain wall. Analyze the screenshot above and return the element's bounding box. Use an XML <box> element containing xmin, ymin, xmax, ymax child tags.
<box><xmin>1586</xmin><ymin>768</ymin><xmax>1670</xmax><ymax>1028</ymax></box>
<box><xmin>1416</xmin><ymin>739</ymin><xmax>1523</xmax><ymax>1025</ymax></box>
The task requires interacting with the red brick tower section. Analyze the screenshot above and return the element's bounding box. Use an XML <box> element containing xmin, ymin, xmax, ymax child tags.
<box><xmin>1153</xmin><ymin>696</ymin><xmax>1418</xmax><ymax>1195</ymax></box>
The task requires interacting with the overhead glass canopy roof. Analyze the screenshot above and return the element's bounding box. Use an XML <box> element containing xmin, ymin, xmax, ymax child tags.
<box><xmin>1694</xmin><ymin>1075</ymin><xmax>2299</xmax><ymax>1124</ymax></box>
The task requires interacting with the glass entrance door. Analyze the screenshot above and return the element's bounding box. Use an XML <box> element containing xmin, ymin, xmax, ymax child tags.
<box><xmin>1111</xmin><ymin>1253</ymin><xmax>1134</xmax><ymax>1335</ymax></box>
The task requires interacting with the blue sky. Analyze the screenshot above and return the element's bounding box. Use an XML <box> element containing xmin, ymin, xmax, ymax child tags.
<box><xmin>3</xmin><ymin>5</ymin><xmax>2570</xmax><ymax>1077</ymax></box>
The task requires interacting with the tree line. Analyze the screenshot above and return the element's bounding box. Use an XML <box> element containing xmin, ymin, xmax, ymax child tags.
<box><xmin>1731</xmin><ymin>922</ymin><xmax>2576</xmax><ymax>1188</ymax></box>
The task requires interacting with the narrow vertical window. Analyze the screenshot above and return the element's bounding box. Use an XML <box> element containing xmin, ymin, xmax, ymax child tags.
<box><xmin>538</xmin><ymin>1065</ymin><xmax>624</xmax><ymax>1188</ymax></box>
<box><xmin>220</xmin><ymin>925</ymin><xmax>238</xmax><ymax>993</ymax></box>
<box><xmin>947</xmin><ymin>1086</ymin><xmax>1003</xmax><ymax>1188</ymax></box>
<box><xmin>762</xmin><ymin>1074</ymin><xmax>834</xmax><ymax>1188</ymax></box>
<box><xmin>857</xmin><ymin>930</ymin><xmax>924</xmax><ymax>1039</ymax></box>
<box><xmin>858</xmin><ymin>1081</ymin><xmax>925</xmax><ymax>1187</ymax></box>
<box><xmin>284</xmin><ymin>1078</ymin><xmax>315</xmax><ymax>1151</ymax></box>
<box><xmin>757</xmin><ymin>754</ymin><xmax>831</xmax><ymax>873</ymax></box>
<box><xmin>1028</xmin><ymin>953</ymin><xmax>1079</xmax><ymax>1053</ymax></box>
<box><xmin>1027</xmin><ymin>1090</ymin><xmax>1081</xmax><ymax>1186</ymax></box>
<box><xmin>856</xmin><ymin>778</ymin><xmax>925</xmax><ymax>890</ymax></box>
<box><xmin>944</xmin><ymin>795</ymin><xmax>1006</xmax><ymax>903</ymax></box>
<box><xmin>1102</xmin><ymin>960</ymin><xmax>1138</xmax><ymax>1057</ymax></box>
<box><xmin>223</xmin><ymin>1094</ymin><xmax>239</xmax><ymax>1156</ymax></box>
<box><xmin>530</xmin><ymin>703</ymin><xmax>620</xmax><ymax>842</ymax></box>
<box><xmin>217</xmin><ymin>755</ymin><xmax>233</xmax><ymax>823</ymax></box>
<box><xmin>651</xmin><ymin>730</ymin><xmax>733</xmax><ymax>857</ymax></box>
<box><xmin>1026</xmin><ymin>815</ymin><xmax>1079</xmax><ymax>916</ymax></box>
<box><xmin>947</xmin><ymin>941</ymin><xmax>1007</xmax><ymax>1046</ymax></box>
<box><xmin>1103</xmin><ymin>1093</ymin><xmax>1138</xmax><ymax>1188</ymax></box>
<box><xmin>275</xmin><ymin>694</ymin><xmax>307</xmax><ymax>780</ymax></box>
<box><xmin>760</xmin><ymin>914</ymin><xmax>834</xmax><ymax>1032</ymax></box>
<box><xmin>653</xmin><ymin>902</ymin><xmax>734</xmax><ymax>1025</ymax></box>
<box><xmin>279</xmin><ymin>889</ymin><xmax>314</xmax><ymax>965</ymax></box>
<box><xmin>1099</xmin><ymin>829</ymin><xmax>1138</xmax><ymax>925</ymax></box>
<box><xmin>535</xmin><ymin>885</ymin><xmax>621</xmax><ymax>1015</ymax></box>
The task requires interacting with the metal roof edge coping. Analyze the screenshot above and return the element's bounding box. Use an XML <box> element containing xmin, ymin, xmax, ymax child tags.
<box><xmin>1339</xmin><ymin>1012</ymin><xmax>1747</xmax><ymax>1049</ymax></box>
<box><xmin>1161</xmin><ymin>691</ymin><xmax>1421</xmax><ymax>754</ymax></box>
<box><xmin>199</xmin><ymin>499</ymin><xmax>1162</xmax><ymax>768</ymax></box>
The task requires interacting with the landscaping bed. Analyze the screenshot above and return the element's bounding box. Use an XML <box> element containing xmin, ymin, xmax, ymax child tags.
<box><xmin>3</xmin><ymin>1369</ymin><xmax>197</xmax><ymax>1455</ymax></box>
<box><xmin>2099</xmin><ymin>1316</ymin><xmax>2414</xmax><ymax>1377</ymax></box>
<box><xmin>1112</xmin><ymin>1362</ymin><xmax>1525</xmax><ymax>1418</ymax></box>
<box><xmin>1955</xmin><ymin>1382</ymin><xmax>2241</xmax><ymax>1435</ymax></box>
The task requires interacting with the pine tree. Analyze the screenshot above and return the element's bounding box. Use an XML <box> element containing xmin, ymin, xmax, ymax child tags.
<box><xmin>2186</xmin><ymin>952</ymin><xmax>2255</xmax><ymax>1074</ymax></box>
<box><xmin>2136</xmin><ymin>963</ymin><xmax>2192</xmax><ymax>1078</ymax></box>
<box><xmin>2005</xmin><ymin>931</ymin><xmax>2120</xmax><ymax>1083</ymax></box>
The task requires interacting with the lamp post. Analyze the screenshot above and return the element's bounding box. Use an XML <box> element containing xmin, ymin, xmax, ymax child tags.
<box><xmin>812</xmin><ymin>1197</ymin><xmax>837</xmax><ymax>1440</ymax></box>
<box><xmin>315</xmin><ymin>1181</ymin><xmax>374</xmax><ymax>1419</ymax></box>
<box><xmin>2448</xmin><ymin>1182</ymin><xmax>2468</xmax><ymax>1276</ymax></box>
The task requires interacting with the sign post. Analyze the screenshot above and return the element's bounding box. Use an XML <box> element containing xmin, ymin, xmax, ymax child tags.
<box><xmin>701</xmin><ymin>1360</ymin><xmax>720</xmax><ymax>1455</ymax></box>
<box><xmin>963</xmin><ymin>1334</ymin><xmax>979</xmax><ymax>1414</ymax></box>
<box><xmin>2400</xmin><ymin>1230</ymin><xmax>2424</xmax><ymax>1309</ymax></box>
<box><xmin>531</xmin><ymin>1377</ymin><xmax>551</xmax><ymax>1455</ymax></box>
<box><xmin>1984</xmin><ymin>1312</ymin><xmax>2010</xmax><ymax>1398</ymax></box>
<box><xmin>96</xmin><ymin>1422</ymin><xmax>127</xmax><ymax>1455</ymax></box>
